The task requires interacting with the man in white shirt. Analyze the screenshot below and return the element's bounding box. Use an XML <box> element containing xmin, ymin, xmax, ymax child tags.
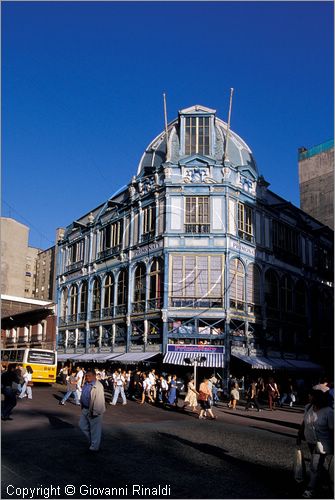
<box><xmin>110</xmin><ymin>369</ymin><xmax>127</xmax><ymax>405</ymax></box>
<box><xmin>76</xmin><ymin>366</ymin><xmax>84</xmax><ymax>401</ymax></box>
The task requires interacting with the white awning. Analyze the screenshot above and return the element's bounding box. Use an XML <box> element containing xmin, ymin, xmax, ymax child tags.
<box><xmin>163</xmin><ymin>351</ymin><xmax>224</xmax><ymax>368</ymax></box>
<box><xmin>57</xmin><ymin>353</ymin><xmax>82</xmax><ymax>361</ymax></box>
<box><xmin>232</xmin><ymin>353</ymin><xmax>273</xmax><ymax>369</ymax></box>
<box><xmin>57</xmin><ymin>353</ymin><xmax>121</xmax><ymax>362</ymax></box>
<box><xmin>267</xmin><ymin>357</ymin><xmax>297</xmax><ymax>369</ymax></box>
<box><xmin>285</xmin><ymin>359</ymin><xmax>322</xmax><ymax>371</ymax></box>
<box><xmin>112</xmin><ymin>352</ymin><xmax>160</xmax><ymax>363</ymax></box>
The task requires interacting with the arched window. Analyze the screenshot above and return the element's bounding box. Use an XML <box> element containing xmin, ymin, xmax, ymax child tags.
<box><xmin>295</xmin><ymin>280</ymin><xmax>306</xmax><ymax>315</ymax></box>
<box><xmin>92</xmin><ymin>278</ymin><xmax>101</xmax><ymax>316</ymax></box>
<box><xmin>264</xmin><ymin>269</ymin><xmax>279</xmax><ymax>309</ymax></box>
<box><xmin>80</xmin><ymin>281</ymin><xmax>88</xmax><ymax>316</ymax></box>
<box><xmin>104</xmin><ymin>274</ymin><xmax>114</xmax><ymax>311</ymax></box>
<box><xmin>117</xmin><ymin>269</ymin><xmax>128</xmax><ymax>308</ymax></box>
<box><xmin>247</xmin><ymin>264</ymin><xmax>261</xmax><ymax>314</ymax></box>
<box><xmin>69</xmin><ymin>284</ymin><xmax>78</xmax><ymax>317</ymax></box>
<box><xmin>229</xmin><ymin>258</ymin><xmax>245</xmax><ymax>310</ymax></box>
<box><xmin>149</xmin><ymin>259</ymin><xmax>163</xmax><ymax>309</ymax></box>
<box><xmin>133</xmin><ymin>263</ymin><xmax>146</xmax><ymax>312</ymax></box>
<box><xmin>61</xmin><ymin>288</ymin><xmax>68</xmax><ymax>319</ymax></box>
<box><xmin>281</xmin><ymin>275</ymin><xmax>293</xmax><ymax>312</ymax></box>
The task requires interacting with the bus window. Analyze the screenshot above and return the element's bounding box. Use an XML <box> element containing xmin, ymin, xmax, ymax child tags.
<box><xmin>27</xmin><ymin>350</ymin><xmax>55</xmax><ymax>365</ymax></box>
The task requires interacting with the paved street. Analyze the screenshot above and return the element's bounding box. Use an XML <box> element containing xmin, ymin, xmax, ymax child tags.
<box><xmin>1</xmin><ymin>385</ymin><xmax>331</xmax><ymax>499</ymax></box>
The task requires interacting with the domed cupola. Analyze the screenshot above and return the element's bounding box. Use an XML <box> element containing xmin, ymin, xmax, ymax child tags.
<box><xmin>137</xmin><ymin>104</ymin><xmax>258</xmax><ymax>177</ymax></box>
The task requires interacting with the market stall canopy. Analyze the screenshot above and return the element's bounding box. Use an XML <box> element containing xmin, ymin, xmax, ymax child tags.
<box><xmin>113</xmin><ymin>352</ymin><xmax>160</xmax><ymax>363</ymax></box>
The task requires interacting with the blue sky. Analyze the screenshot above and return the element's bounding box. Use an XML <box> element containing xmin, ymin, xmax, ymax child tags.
<box><xmin>2</xmin><ymin>1</ymin><xmax>334</xmax><ymax>249</ymax></box>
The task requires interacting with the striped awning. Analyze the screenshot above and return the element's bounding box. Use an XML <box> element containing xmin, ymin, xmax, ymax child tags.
<box><xmin>163</xmin><ymin>351</ymin><xmax>224</xmax><ymax>368</ymax></box>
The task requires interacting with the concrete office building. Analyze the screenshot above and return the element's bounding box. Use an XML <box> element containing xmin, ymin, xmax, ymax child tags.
<box><xmin>0</xmin><ymin>217</ymin><xmax>40</xmax><ymax>298</ymax></box>
<box><xmin>298</xmin><ymin>140</ymin><xmax>334</xmax><ymax>230</ymax></box>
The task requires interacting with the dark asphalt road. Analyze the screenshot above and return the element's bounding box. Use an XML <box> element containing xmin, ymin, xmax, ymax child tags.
<box><xmin>1</xmin><ymin>385</ymin><xmax>331</xmax><ymax>499</ymax></box>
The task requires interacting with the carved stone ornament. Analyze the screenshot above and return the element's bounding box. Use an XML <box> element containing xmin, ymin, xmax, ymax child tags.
<box><xmin>183</xmin><ymin>167</ymin><xmax>216</xmax><ymax>184</ymax></box>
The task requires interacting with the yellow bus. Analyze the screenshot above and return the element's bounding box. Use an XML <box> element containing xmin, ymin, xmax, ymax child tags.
<box><xmin>1</xmin><ymin>348</ymin><xmax>57</xmax><ymax>383</ymax></box>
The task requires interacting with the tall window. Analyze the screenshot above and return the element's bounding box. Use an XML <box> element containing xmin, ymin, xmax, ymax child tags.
<box><xmin>133</xmin><ymin>264</ymin><xmax>146</xmax><ymax>312</ymax></box>
<box><xmin>171</xmin><ymin>255</ymin><xmax>223</xmax><ymax>307</ymax></box>
<box><xmin>80</xmin><ymin>281</ymin><xmax>88</xmax><ymax>317</ymax></box>
<box><xmin>92</xmin><ymin>279</ymin><xmax>101</xmax><ymax>316</ymax></box>
<box><xmin>142</xmin><ymin>205</ymin><xmax>155</xmax><ymax>241</ymax></box>
<box><xmin>229</xmin><ymin>259</ymin><xmax>245</xmax><ymax>311</ymax></box>
<box><xmin>265</xmin><ymin>269</ymin><xmax>279</xmax><ymax>309</ymax></box>
<box><xmin>69</xmin><ymin>285</ymin><xmax>78</xmax><ymax>317</ymax></box>
<box><xmin>246</xmin><ymin>264</ymin><xmax>261</xmax><ymax>314</ymax></box>
<box><xmin>117</xmin><ymin>269</ymin><xmax>128</xmax><ymax>307</ymax></box>
<box><xmin>104</xmin><ymin>274</ymin><xmax>114</xmax><ymax>310</ymax></box>
<box><xmin>295</xmin><ymin>280</ymin><xmax>306</xmax><ymax>315</ymax></box>
<box><xmin>68</xmin><ymin>240</ymin><xmax>84</xmax><ymax>266</ymax></box>
<box><xmin>149</xmin><ymin>259</ymin><xmax>163</xmax><ymax>309</ymax></box>
<box><xmin>61</xmin><ymin>288</ymin><xmax>68</xmax><ymax>319</ymax></box>
<box><xmin>185</xmin><ymin>196</ymin><xmax>210</xmax><ymax>234</ymax></box>
<box><xmin>281</xmin><ymin>275</ymin><xmax>293</xmax><ymax>312</ymax></box>
<box><xmin>185</xmin><ymin>116</ymin><xmax>210</xmax><ymax>155</ymax></box>
<box><xmin>100</xmin><ymin>220</ymin><xmax>123</xmax><ymax>256</ymax></box>
<box><xmin>238</xmin><ymin>203</ymin><xmax>253</xmax><ymax>242</ymax></box>
<box><xmin>272</xmin><ymin>220</ymin><xmax>300</xmax><ymax>263</ymax></box>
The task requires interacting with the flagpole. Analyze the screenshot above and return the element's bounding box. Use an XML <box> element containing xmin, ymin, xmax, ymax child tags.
<box><xmin>223</xmin><ymin>88</ymin><xmax>234</xmax><ymax>164</ymax></box>
<box><xmin>163</xmin><ymin>93</ymin><xmax>169</xmax><ymax>160</ymax></box>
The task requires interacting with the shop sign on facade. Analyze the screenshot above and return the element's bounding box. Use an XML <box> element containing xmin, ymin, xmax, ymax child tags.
<box><xmin>167</xmin><ymin>344</ymin><xmax>224</xmax><ymax>354</ymax></box>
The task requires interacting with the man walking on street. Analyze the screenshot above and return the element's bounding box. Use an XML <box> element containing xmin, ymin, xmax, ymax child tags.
<box><xmin>79</xmin><ymin>369</ymin><xmax>106</xmax><ymax>452</ymax></box>
<box><xmin>110</xmin><ymin>369</ymin><xmax>127</xmax><ymax>405</ymax></box>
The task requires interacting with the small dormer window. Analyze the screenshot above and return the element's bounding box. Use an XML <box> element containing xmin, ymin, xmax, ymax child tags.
<box><xmin>185</xmin><ymin>116</ymin><xmax>210</xmax><ymax>155</ymax></box>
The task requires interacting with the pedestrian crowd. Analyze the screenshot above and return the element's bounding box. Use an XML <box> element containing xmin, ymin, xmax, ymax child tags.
<box><xmin>57</xmin><ymin>366</ymin><xmax>220</xmax><ymax>419</ymax></box>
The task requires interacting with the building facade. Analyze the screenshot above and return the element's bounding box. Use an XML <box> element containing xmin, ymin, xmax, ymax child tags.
<box><xmin>56</xmin><ymin>105</ymin><xmax>334</xmax><ymax>377</ymax></box>
<box><xmin>298</xmin><ymin>140</ymin><xmax>334</xmax><ymax>230</ymax></box>
<box><xmin>1</xmin><ymin>217</ymin><xmax>40</xmax><ymax>298</ymax></box>
<box><xmin>1</xmin><ymin>301</ymin><xmax>56</xmax><ymax>351</ymax></box>
<box><xmin>35</xmin><ymin>229</ymin><xmax>65</xmax><ymax>301</ymax></box>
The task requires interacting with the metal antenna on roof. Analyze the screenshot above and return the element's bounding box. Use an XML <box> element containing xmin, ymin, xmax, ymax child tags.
<box><xmin>223</xmin><ymin>88</ymin><xmax>234</xmax><ymax>165</ymax></box>
<box><xmin>163</xmin><ymin>92</ymin><xmax>169</xmax><ymax>160</ymax></box>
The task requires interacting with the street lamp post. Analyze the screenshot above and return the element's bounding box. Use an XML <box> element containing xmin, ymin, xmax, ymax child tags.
<box><xmin>184</xmin><ymin>356</ymin><xmax>207</xmax><ymax>390</ymax></box>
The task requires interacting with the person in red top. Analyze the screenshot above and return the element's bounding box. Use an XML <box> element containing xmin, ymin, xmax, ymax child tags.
<box><xmin>198</xmin><ymin>378</ymin><xmax>216</xmax><ymax>420</ymax></box>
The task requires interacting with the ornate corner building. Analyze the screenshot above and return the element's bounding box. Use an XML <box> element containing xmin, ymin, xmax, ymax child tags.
<box><xmin>56</xmin><ymin>105</ymin><xmax>333</xmax><ymax>377</ymax></box>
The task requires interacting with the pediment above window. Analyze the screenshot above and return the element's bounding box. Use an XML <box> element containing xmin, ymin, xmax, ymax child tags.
<box><xmin>179</xmin><ymin>155</ymin><xmax>215</xmax><ymax>168</ymax></box>
<box><xmin>239</xmin><ymin>166</ymin><xmax>258</xmax><ymax>181</ymax></box>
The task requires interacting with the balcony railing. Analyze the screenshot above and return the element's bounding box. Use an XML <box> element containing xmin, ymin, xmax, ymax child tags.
<box><xmin>78</xmin><ymin>312</ymin><xmax>87</xmax><ymax>321</ymax></box>
<box><xmin>238</xmin><ymin>231</ymin><xmax>255</xmax><ymax>244</ymax></box>
<box><xmin>142</xmin><ymin>231</ymin><xmax>155</xmax><ymax>242</ymax></box>
<box><xmin>115</xmin><ymin>305</ymin><xmax>126</xmax><ymax>316</ymax></box>
<box><xmin>170</xmin><ymin>297</ymin><xmax>223</xmax><ymax>308</ymax></box>
<box><xmin>67</xmin><ymin>314</ymin><xmax>78</xmax><ymax>324</ymax></box>
<box><xmin>66</xmin><ymin>260</ymin><xmax>84</xmax><ymax>272</ymax></box>
<box><xmin>132</xmin><ymin>301</ymin><xmax>145</xmax><ymax>313</ymax></box>
<box><xmin>90</xmin><ymin>310</ymin><xmax>101</xmax><ymax>320</ymax></box>
<box><xmin>98</xmin><ymin>245</ymin><xmax>122</xmax><ymax>260</ymax></box>
<box><xmin>147</xmin><ymin>297</ymin><xmax>162</xmax><ymax>310</ymax></box>
<box><xmin>102</xmin><ymin>307</ymin><xmax>114</xmax><ymax>319</ymax></box>
<box><xmin>230</xmin><ymin>300</ymin><xmax>245</xmax><ymax>311</ymax></box>
<box><xmin>185</xmin><ymin>224</ymin><xmax>210</xmax><ymax>234</ymax></box>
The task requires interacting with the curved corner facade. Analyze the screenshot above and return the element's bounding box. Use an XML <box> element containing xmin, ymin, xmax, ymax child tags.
<box><xmin>56</xmin><ymin>105</ymin><xmax>334</xmax><ymax>375</ymax></box>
